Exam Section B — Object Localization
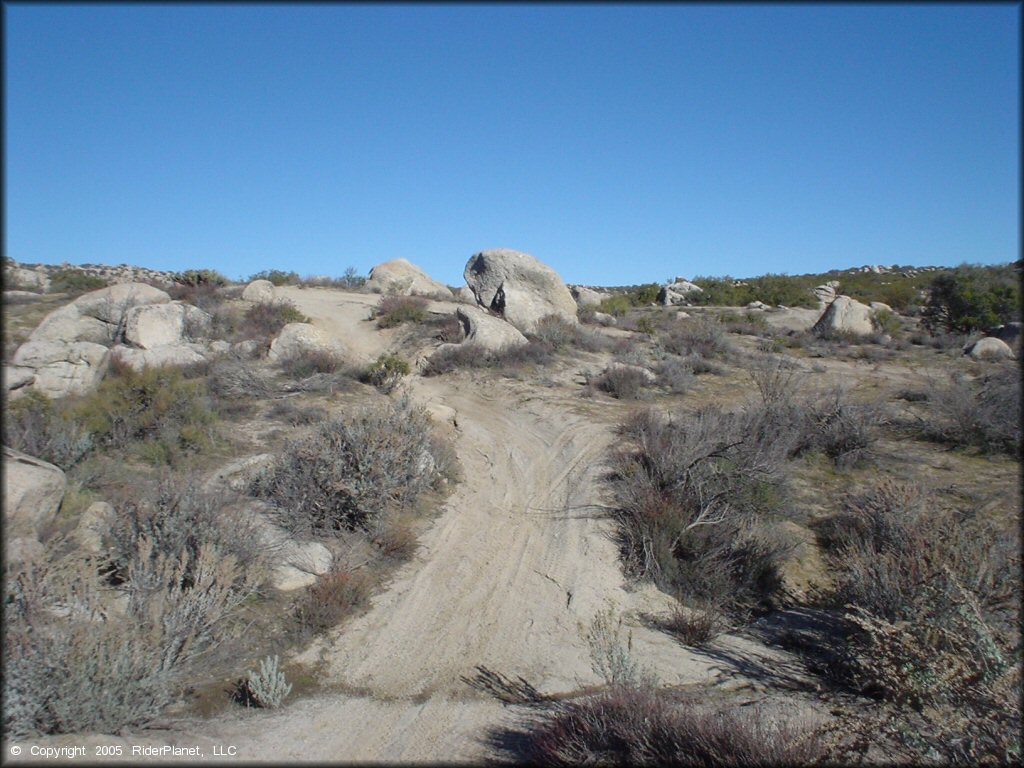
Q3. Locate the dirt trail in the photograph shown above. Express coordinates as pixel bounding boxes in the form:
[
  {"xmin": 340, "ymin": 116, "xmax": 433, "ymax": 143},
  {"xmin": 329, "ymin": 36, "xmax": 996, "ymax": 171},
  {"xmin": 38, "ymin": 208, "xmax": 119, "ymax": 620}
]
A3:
[{"xmin": 21, "ymin": 289, "xmax": 802, "ymax": 763}]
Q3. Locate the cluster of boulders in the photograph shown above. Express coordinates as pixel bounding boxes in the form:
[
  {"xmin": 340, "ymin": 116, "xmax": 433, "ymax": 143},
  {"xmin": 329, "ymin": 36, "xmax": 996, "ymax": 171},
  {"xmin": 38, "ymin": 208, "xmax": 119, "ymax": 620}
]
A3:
[
  {"xmin": 4, "ymin": 275, "xmax": 317, "ymax": 398},
  {"xmin": 657, "ymin": 277, "xmax": 703, "ymax": 306},
  {"xmin": 5, "ymin": 283, "xmax": 212, "ymax": 397}
]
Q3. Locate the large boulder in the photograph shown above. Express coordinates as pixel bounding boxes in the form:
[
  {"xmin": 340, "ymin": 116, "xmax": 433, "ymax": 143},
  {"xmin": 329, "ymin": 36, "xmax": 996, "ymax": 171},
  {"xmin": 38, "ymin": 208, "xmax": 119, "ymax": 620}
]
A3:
[
  {"xmin": 110, "ymin": 343, "xmax": 209, "ymax": 372},
  {"xmin": 30, "ymin": 282, "xmax": 170, "ymax": 344},
  {"xmin": 4, "ymin": 447, "xmax": 66, "ymax": 539},
  {"xmin": 964, "ymin": 337, "xmax": 1014, "ymax": 361},
  {"xmin": 463, "ymin": 249, "xmax": 577, "ymax": 333},
  {"xmin": 657, "ymin": 277, "xmax": 703, "ymax": 306},
  {"xmin": 11, "ymin": 340, "xmax": 110, "ymax": 398},
  {"xmin": 242, "ymin": 279, "xmax": 276, "ymax": 303},
  {"xmin": 366, "ymin": 258, "xmax": 451, "ymax": 298},
  {"xmin": 812, "ymin": 295, "xmax": 874, "ymax": 337},
  {"xmin": 5, "ymin": 266, "xmax": 50, "ymax": 292},
  {"xmin": 267, "ymin": 322, "xmax": 346, "ymax": 363},
  {"xmin": 124, "ymin": 302, "xmax": 211, "ymax": 349},
  {"xmin": 454, "ymin": 306, "xmax": 528, "ymax": 351},
  {"xmin": 571, "ymin": 286, "xmax": 606, "ymax": 308}
]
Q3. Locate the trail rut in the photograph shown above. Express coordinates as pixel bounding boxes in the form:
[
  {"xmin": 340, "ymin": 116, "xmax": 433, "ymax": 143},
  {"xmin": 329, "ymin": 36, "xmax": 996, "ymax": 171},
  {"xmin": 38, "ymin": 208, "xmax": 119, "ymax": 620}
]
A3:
[{"xmin": 52, "ymin": 288, "xmax": 803, "ymax": 763}]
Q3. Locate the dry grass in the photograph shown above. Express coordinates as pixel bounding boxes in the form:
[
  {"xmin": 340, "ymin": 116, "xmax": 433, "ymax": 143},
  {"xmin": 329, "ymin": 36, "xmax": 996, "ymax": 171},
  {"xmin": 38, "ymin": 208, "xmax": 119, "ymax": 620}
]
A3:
[{"xmin": 496, "ymin": 686, "xmax": 826, "ymax": 766}]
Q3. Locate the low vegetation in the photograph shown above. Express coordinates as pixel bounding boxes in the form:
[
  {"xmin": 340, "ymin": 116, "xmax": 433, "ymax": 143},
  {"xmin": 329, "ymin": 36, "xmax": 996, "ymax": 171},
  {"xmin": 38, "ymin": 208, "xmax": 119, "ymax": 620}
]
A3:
[
  {"xmin": 373, "ymin": 295, "xmax": 429, "ymax": 328},
  {"xmin": 251, "ymin": 397, "xmax": 447, "ymax": 536}
]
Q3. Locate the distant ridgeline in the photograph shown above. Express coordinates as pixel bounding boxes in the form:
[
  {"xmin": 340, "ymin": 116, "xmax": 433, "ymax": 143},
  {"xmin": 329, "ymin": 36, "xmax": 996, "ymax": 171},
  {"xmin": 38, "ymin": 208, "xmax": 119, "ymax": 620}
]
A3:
[
  {"xmin": 3, "ymin": 257, "xmax": 178, "ymax": 294},
  {"xmin": 585, "ymin": 262, "xmax": 1020, "ymax": 315}
]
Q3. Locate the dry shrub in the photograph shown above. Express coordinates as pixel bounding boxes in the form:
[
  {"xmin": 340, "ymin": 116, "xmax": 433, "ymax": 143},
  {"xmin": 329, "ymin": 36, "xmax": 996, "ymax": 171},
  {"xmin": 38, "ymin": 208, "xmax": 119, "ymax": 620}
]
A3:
[
  {"xmin": 374, "ymin": 295, "xmax": 428, "ymax": 328},
  {"xmin": 252, "ymin": 397, "xmax": 444, "ymax": 536},
  {"xmin": 919, "ymin": 367, "xmax": 1020, "ymax": 456},
  {"xmin": 655, "ymin": 357, "xmax": 694, "ymax": 394},
  {"xmin": 658, "ymin": 317, "xmax": 731, "ymax": 359},
  {"xmin": 509, "ymin": 687, "xmax": 826, "ymax": 766},
  {"xmin": 104, "ymin": 477, "xmax": 269, "ymax": 592},
  {"xmin": 817, "ymin": 478, "xmax": 1021, "ymax": 761},
  {"xmin": 207, "ymin": 359, "xmax": 275, "ymax": 400},
  {"xmin": 5, "ymin": 549, "xmax": 173, "ymax": 736},
  {"xmin": 661, "ymin": 599, "xmax": 729, "ymax": 646},
  {"xmin": 236, "ymin": 299, "xmax": 309, "ymax": 340},
  {"xmin": 5, "ymin": 498, "xmax": 263, "ymax": 738},
  {"xmin": 531, "ymin": 314, "xmax": 608, "ymax": 352},
  {"xmin": 2, "ymin": 390, "xmax": 93, "ymax": 469},
  {"xmin": 266, "ymin": 400, "xmax": 327, "ymax": 426},
  {"xmin": 610, "ymin": 406, "xmax": 793, "ymax": 616},
  {"xmin": 422, "ymin": 340, "xmax": 554, "ymax": 376},
  {"xmin": 595, "ymin": 365, "xmax": 649, "ymax": 400},
  {"xmin": 276, "ymin": 347, "xmax": 344, "ymax": 379},
  {"xmin": 292, "ymin": 567, "xmax": 373, "ymax": 636}
]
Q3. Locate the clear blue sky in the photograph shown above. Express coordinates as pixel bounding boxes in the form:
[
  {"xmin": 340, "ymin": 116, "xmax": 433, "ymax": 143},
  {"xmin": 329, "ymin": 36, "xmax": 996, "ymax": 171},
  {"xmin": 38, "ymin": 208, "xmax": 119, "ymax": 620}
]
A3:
[{"xmin": 4, "ymin": 3, "xmax": 1020, "ymax": 286}]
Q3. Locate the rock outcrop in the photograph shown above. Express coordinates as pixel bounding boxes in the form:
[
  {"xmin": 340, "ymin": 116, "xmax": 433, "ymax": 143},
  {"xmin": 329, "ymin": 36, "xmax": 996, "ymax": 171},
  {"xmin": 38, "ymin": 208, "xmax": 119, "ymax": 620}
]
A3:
[
  {"xmin": 124, "ymin": 302, "xmax": 211, "ymax": 349},
  {"xmin": 813, "ymin": 282, "xmax": 839, "ymax": 306},
  {"xmin": 267, "ymin": 322, "xmax": 347, "ymax": 363},
  {"xmin": 9, "ymin": 340, "xmax": 110, "ymax": 397},
  {"xmin": 29, "ymin": 283, "xmax": 172, "ymax": 344},
  {"xmin": 242, "ymin": 279, "xmax": 276, "ymax": 303},
  {"xmin": 812, "ymin": 295, "xmax": 874, "ymax": 337},
  {"xmin": 964, "ymin": 337, "xmax": 1014, "ymax": 361},
  {"xmin": 454, "ymin": 306, "xmax": 528, "ymax": 351},
  {"xmin": 365, "ymin": 259, "xmax": 451, "ymax": 298},
  {"xmin": 4, "ymin": 447, "xmax": 66, "ymax": 540},
  {"xmin": 463, "ymin": 249, "xmax": 577, "ymax": 333},
  {"xmin": 571, "ymin": 286, "xmax": 606, "ymax": 308},
  {"xmin": 657, "ymin": 277, "xmax": 703, "ymax": 306}
]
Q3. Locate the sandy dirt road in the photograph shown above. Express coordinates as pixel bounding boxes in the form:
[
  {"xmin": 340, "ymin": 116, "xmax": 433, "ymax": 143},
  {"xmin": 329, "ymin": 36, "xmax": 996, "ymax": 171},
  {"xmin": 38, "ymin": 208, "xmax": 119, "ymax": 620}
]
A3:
[{"xmin": 9, "ymin": 288, "xmax": 803, "ymax": 764}]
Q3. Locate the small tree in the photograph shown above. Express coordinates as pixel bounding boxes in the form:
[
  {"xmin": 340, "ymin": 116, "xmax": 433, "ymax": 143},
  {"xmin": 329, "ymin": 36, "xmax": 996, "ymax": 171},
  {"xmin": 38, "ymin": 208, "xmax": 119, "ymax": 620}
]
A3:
[{"xmin": 921, "ymin": 264, "xmax": 1020, "ymax": 334}]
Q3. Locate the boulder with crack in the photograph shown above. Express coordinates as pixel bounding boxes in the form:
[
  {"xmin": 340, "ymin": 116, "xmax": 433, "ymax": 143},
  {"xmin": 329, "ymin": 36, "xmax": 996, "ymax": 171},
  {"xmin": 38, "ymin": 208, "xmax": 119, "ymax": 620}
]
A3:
[{"xmin": 464, "ymin": 248, "xmax": 577, "ymax": 333}]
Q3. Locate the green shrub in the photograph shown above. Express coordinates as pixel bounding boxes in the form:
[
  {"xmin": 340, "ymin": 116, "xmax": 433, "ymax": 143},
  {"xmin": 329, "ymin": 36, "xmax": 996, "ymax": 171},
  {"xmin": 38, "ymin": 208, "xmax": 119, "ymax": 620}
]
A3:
[
  {"xmin": 173, "ymin": 269, "xmax": 228, "ymax": 287},
  {"xmin": 922, "ymin": 264, "xmax": 1020, "ymax": 334},
  {"xmin": 248, "ymin": 269, "xmax": 300, "ymax": 286},
  {"xmin": 72, "ymin": 365, "xmax": 218, "ymax": 461},
  {"xmin": 47, "ymin": 269, "xmax": 107, "ymax": 295},
  {"xmin": 870, "ymin": 308, "xmax": 901, "ymax": 336},
  {"xmin": 374, "ymin": 295, "xmax": 429, "ymax": 328},
  {"xmin": 364, "ymin": 354, "xmax": 410, "ymax": 393}
]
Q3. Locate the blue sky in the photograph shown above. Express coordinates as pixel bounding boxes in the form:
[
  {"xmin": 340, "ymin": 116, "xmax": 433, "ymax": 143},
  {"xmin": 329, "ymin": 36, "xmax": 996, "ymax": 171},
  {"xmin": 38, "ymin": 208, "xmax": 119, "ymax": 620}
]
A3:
[{"xmin": 4, "ymin": 3, "xmax": 1019, "ymax": 286}]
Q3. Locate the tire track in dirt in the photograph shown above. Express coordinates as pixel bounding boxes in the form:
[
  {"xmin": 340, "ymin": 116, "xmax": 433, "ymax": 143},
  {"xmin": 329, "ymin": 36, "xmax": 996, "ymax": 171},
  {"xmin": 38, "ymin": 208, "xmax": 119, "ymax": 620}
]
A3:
[{"xmin": 148, "ymin": 289, "xmax": 802, "ymax": 762}]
